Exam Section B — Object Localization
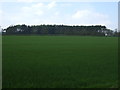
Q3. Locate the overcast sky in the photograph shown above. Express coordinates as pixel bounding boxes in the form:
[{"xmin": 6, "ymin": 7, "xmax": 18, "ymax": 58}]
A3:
[{"xmin": 0, "ymin": 0, "xmax": 118, "ymax": 30}]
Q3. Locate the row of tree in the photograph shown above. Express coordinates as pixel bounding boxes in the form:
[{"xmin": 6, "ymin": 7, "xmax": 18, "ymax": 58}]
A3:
[{"xmin": 2, "ymin": 24, "xmax": 118, "ymax": 36}]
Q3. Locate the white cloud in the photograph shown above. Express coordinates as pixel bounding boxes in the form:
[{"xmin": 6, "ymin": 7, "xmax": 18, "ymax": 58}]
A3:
[
  {"xmin": 2, "ymin": 2, "xmax": 58, "ymax": 28},
  {"xmin": 19, "ymin": 1, "xmax": 56, "ymax": 16},
  {"xmin": 1, "ymin": 2, "xmax": 115, "ymax": 30},
  {"xmin": 72, "ymin": 10, "xmax": 111, "ymax": 27},
  {"xmin": 32, "ymin": 3, "xmax": 44, "ymax": 8},
  {"xmin": 0, "ymin": 10, "xmax": 2, "ymax": 18},
  {"xmin": 0, "ymin": 10, "xmax": 2, "ymax": 14},
  {"xmin": 54, "ymin": 12, "xmax": 60, "ymax": 16},
  {"xmin": 0, "ymin": 9, "xmax": 3, "ymax": 25},
  {"xmin": 0, "ymin": 0, "xmax": 119, "ymax": 2},
  {"xmin": 72, "ymin": 10, "xmax": 91, "ymax": 19},
  {"xmin": 21, "ymin": 4, "xmax": 44, "ymax": 16},
  {"xmin": 17, "ymin": 0, "xmax": 35, "ymax": 3},
  {"xmin": 47, "ymin": 1, "xmax": 56, "ymax": 9}
]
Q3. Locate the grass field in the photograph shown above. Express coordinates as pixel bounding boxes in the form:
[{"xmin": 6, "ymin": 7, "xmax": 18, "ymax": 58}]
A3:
[{"xmin": 2, "ymin": 36, "xmax": 118, "ymax": 88}]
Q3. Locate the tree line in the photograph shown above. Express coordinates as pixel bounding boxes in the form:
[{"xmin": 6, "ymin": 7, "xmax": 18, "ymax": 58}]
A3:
[{"xmin": 2, "ymin": 24, "xmax": 118, "ymax": 36}]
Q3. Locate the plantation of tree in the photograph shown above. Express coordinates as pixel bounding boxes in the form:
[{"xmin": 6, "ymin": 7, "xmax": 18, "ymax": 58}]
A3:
[{"xmin": 2, "ymin": 24, "xmax": 118, "ymax": 36}]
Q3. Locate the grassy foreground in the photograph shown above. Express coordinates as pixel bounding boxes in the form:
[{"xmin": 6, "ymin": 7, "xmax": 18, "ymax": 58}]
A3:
[{"xmin": 2, "ymin": 36, "xmax": 118, "ymax": 88}]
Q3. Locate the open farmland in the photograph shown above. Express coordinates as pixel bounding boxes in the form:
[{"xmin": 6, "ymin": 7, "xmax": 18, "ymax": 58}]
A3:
[{"xmin": 2, "ymin": 36, "xmax": 118, "ymax": 88}]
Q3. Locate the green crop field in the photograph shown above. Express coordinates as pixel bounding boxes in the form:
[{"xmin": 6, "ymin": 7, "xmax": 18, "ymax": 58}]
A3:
[{"xmin": 2, "ymin": 36, "xmax": 118, "ymax": 88}]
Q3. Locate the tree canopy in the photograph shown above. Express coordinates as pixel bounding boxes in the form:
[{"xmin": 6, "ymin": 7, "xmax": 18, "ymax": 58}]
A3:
[{"xmin": 2, "ymin": 24, "xmax": 116, "ymax": 36}]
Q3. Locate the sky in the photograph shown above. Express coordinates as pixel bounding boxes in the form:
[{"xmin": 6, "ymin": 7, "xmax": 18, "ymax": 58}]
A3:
[{"xmin": 0, "ymin": 0, "xmax": 118, "ymax": 31}]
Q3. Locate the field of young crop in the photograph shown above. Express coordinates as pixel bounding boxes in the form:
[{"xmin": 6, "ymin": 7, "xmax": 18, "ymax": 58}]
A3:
[{"xmin": 2, "ymin": 36, "xmax": 118, "ymax": 88}]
